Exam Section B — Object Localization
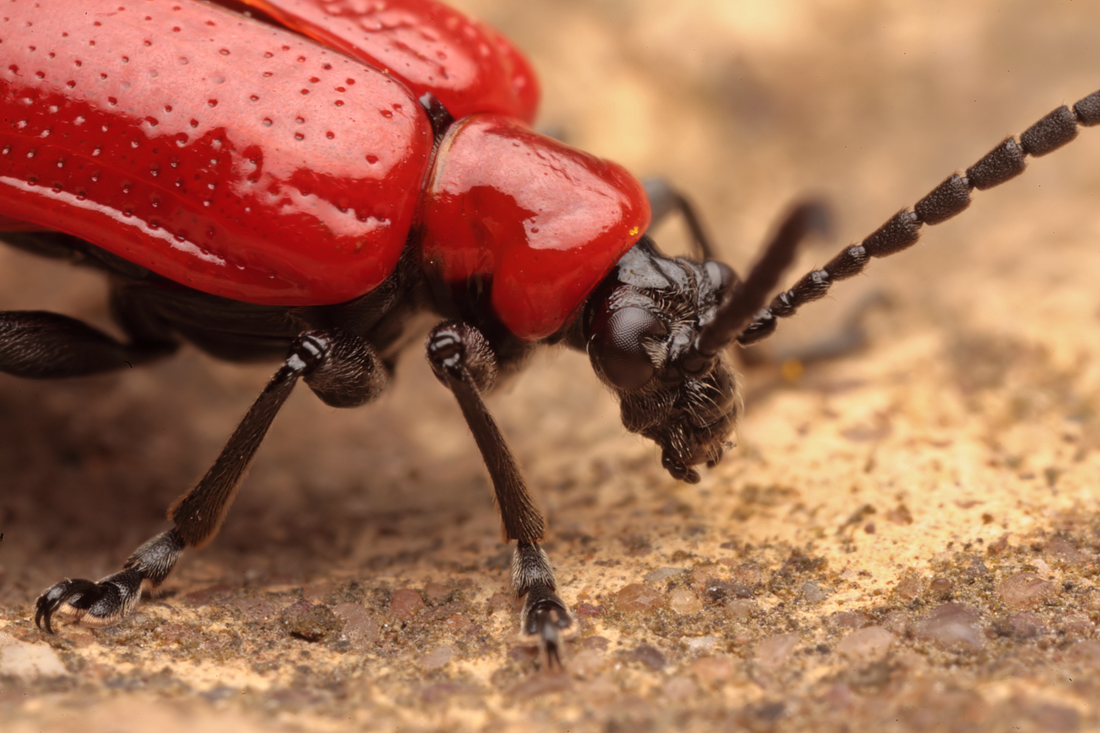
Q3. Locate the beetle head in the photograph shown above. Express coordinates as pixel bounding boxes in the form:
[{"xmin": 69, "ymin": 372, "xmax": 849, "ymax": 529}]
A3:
[
  {"xmin": 584, "ymin": 238, "xmax": 739, "ymax": 483},
  {"xmin": 583, "ymin": 203, "xmax": 826, "ymax": 483}
]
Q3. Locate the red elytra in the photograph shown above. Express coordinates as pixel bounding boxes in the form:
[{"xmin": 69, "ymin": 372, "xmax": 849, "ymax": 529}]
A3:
[
  {"xmin": 232, "ymin": 0, "xmax": 541, "ymax": 124},
  {"xmin": 0, "ymin": 0, "xmax": 649, "ymax": 340}
]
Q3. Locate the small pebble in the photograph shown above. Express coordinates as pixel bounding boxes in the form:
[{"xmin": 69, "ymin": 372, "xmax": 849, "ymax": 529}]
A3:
[
  {"xmin": 705, "ymin": 579, "xmax": 754, "ymax": 602},
  {"xmin": 894, "ymin": 570, "xmax": 925, "ymax": 601},
  {"xmin": 575, "ymin": 602, "xmax": 604, "ymax": 618},
  {"xmin": 836, "ymin": 626, "xmax": 896, "ymax": 662},
  {"xmin": 443, "ymin": 613, "xmax": 473, "ymax": 633},
  {"xmin": 1060, "ymin": 611, "xmax": 1093, "ymax": 636},
  {"xmin": 929, "ymin": 577, "xmax": 953, "ymax": 596},
  {"xmin": 882, "ymin": 611, "xmax": 910, "ymax": 636},
  {"xmin": 279, "ymin": 601, "xmax": 341, "ymax": 642},
  {"xmin": 725, "ymin": 562, "xmax": 766, "ymax": 586},
  {"xmin": 690, "ymin": 655, "xmax": 735, "ymax": 686},
  {"xmin": 624, "ymin": 644, "xmax": 667, "ymax": 670},
  {"xmin": 332, "ymin": 603, "xmax": 380, "ymax": 644},
  {"xmin": 507, "ymin": 645, "xmax": 540, "ymax": 664},
  {"xmin": 1065, "ymin": 640, "xmax": 1100, "ymax": 667},
  {"xmin": 643, "ymin": 567, "xmax": 685, "ymax": 583},
  {"xmin": 569, "ymin": 648, "xmax": 609, "ymax": 677},
  {"xmin": 422, "ymin": 581, "xmax": 450, "ymax": 602},
  {"xmin": 575, "ymin": 635, "xmax": 610, "ymax": 652},
  {"xmin": 1008, "ymin": 612, "xmax": 1045, "ymax": 639},
  {"xmin": 1028, "ymin": 703, "xmax": 1081, "ymax": 733},
  {"xmin": 755, "ymin": 633, "xmax": 798, "ymax": 669},
  {"xmin": 800, "ymin": 581, "xmax": 827, "ymax": 604},
  {"xmin": 963, "ymin": 559, "xmax": 989, "ymax": 580},
  {"xmin": 914, "ymin": 602, "xmax": 985, "ymax": 650},
  {"xmin": 668, "ymin": 588, "xmax": 703, "ymax": 615},
  {"xmin": 488, "ymin": 592, "xmax": 514, "ymax": 614},
  {"xmin": 823, "ymin": 681, "xmax": 854, "ymax": 709},
  {"xmin": 1044, "ymin": 539, "xmax": 1088, "ymax": 567},
  {"xmin": 663, "ymin": 675, "xmax": 698, "ymax": 701},
  {"xmin": 420, "ymin": 682, "xmax": 479, "ymax": 705},
  {"xmin": 420, "ymin": 644, "xmax": 458, "ymax": 670},
  {"xmin": 508, "ymin": 671, "xmax": 572, "ymax": 698},
  {"xmin": 390, "ymin": 588, "xmax": 427, "ymax": 620},
  {"xmin": 685, "ymin": 636, "xmax": 718, "ymax": 653},
  {"xmin": 997, "ymin": 572, "xmax": 1055, "ymax": 610},
  {"xmin": 831, "ymin": 611, "xmax": 871, "ymax": 630},
  {"xmin": 615, "ymin": 583, "xmax": 664, "ymax": 613},
  {"xmin": 723, "ymin": 598, "xmax": 756, "ymax": 619}
]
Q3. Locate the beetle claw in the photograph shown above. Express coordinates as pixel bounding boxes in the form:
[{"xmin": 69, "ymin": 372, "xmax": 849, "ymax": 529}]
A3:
[
  {"xmin": 34, "ymin": 578, "xmax": 108, "ymax": 634},
  {"xmin": 522, "ymin": 591, "xmax": 573, "ymax": 669},
  {"xmin": 34, "ymin": 566, "xmax": 146, "ymax": 634}
]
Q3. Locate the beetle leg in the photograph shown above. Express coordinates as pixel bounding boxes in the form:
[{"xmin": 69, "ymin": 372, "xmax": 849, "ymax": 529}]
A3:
[
  {"xmin": 0, "ymin": 310, "xmax": 176, "ymax": 378},
  {"xmin": 643, "ymin": 177, "xmax": 719, "ymax": 261},
  {"xmin": 35, "ymin": 329, "xmax": 387, "ymax": 632},
  {"xmin": 426, "ymin": 322, "xmax": 572, "ymax": 666}
]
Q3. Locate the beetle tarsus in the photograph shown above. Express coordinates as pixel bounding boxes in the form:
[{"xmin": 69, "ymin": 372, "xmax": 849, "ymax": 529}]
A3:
[
  {"xmin": 514, "ymin": 540, "xmax": 572, "ymax": 667},
  {"xmin": 35, "ymin": 579, "xmax": 106, "ymax": 634},
  {"xmin": 35, "ymin": 528, "xmax": 184, "ymax": 633},
  {"xmin": 36, "ymin": 572, "xmax": 141, "ymax": 633},
  {"xmin": 522, "ymin": 588, "xmax": 572, "ymax": 668}
]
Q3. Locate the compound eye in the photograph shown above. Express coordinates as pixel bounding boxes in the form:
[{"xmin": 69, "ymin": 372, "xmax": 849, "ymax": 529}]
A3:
[{"xmin": 591, "ymin": 307, "xmax": 666, "ymax": 391}]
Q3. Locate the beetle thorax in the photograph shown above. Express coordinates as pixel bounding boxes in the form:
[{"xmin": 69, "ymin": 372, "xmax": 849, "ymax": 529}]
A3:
[{"xmin": 418, "ymin": 115, "xmax": 650, "ymax": 342}]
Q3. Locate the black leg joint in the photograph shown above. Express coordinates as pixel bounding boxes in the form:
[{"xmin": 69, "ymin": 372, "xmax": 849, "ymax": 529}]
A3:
[
  {"xmin": 288, "ymin": 332, "xmax": 332, "ymax": 376},
  {"xmin": 301, "ymin": 329, "xmax": 387, "ymax": 408},
  {"xmin": 426, "ymin": 322, "xmax": 498, "ymax": 393}
]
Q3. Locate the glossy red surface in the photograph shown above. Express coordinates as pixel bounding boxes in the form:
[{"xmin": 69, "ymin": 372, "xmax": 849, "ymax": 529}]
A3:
[
  {"xmin": 230, "ymin": 0, "xmax": 540, "ymax": 124},
  {"xmin": 420, "ymin": 115, "xmax": 651, "ymax": 340},
  {"xmin": 0, "ymin": 0, "xmax": 433, "ymax": 304}
]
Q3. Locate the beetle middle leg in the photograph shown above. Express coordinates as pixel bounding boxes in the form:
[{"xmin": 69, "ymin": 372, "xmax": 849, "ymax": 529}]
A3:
[
  {"xmin": 426, "ymin": 322, "xmax": 572, "ymax": 666},
  {"xmin": 34, "ymin": 328, "xmax": 388, "ymax": 632}
]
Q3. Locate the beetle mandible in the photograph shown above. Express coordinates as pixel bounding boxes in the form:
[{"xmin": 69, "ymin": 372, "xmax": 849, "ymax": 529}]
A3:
[{"xmin": 0, "ymin": 0, "xmax": 1098, "ymax": 663}]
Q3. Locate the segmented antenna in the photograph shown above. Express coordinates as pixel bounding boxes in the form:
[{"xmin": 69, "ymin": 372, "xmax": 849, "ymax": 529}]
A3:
[
  {"xmin": 694, "ymin": 202, "xmax": 829, "ymax": 358},
  {"xmin": 732, "ymin": 88, "xmax": 1100, "ymax": 347}
]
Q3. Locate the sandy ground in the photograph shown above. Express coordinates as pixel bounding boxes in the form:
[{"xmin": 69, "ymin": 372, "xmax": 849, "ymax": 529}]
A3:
[{"xmin": 2, "ymin": 0, "xmax": 1100, "ymax": 731}]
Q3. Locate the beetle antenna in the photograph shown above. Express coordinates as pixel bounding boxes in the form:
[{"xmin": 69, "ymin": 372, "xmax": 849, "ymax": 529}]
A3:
[
  {"xmin": 694, "ymin": 202, "xmax": 830, "ymax": 357},
  {"xmin": 735, "ymin": 88, "xmax": 1100, "ymax": 347}
]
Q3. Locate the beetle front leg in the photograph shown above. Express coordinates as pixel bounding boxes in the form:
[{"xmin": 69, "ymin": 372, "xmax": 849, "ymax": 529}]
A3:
[
  {"xmin": 426, "ymin": 322, "xmax": 572, "ymax": 665},
  {"xmin": 35, "ymin": 329, "xmax": 387, "ymax": 633}
]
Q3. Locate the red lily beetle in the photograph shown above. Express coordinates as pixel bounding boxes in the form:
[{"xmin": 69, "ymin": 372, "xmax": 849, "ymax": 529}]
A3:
[{"xmin": 1, "ymin": 0, "xmax": 1098, "ymax": 664}]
